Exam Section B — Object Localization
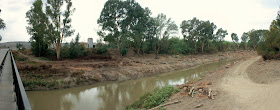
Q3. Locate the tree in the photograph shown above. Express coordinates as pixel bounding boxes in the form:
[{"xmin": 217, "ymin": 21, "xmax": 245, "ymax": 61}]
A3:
[
  {"xmin": 154, "ymin": 13, "xmax": 178, "ymax": 58},
  {"xmin": 248, "ymin": 29, "xmax": 266, "ymax": 50},
  {"xmin": 98, "ymin": 0, "xmax": 125, "ymax": 56},
  {"xmin": 180, "ymin": 17, "xmax": 200, "ymax": 53},
  {"xmin": 122, "ymin": 0, "xmax": 149, "ymax": 54},
  {"xmin": 69, "ymin": 33, "xmax": 85, "ymax": 58},
  {"xmin": 215, "ymin": 28, "xmax": 228, "ymax": 51},
  {"xmin": 241, "ymin": 32, "xmax": 249, "ymax": 49},
  {"xmin": 231, "ymin": 33, "xmax": 239, "ymax": 49},
  {"xmin": 197, "ymin": 20, "xmax": 216, "ymax": 53},
  {"xmin": 45, "ymin": 0, "xmax": 75, "ymax": 60},
  {"xmin": 26, "ymin": 0, "xmax": 49, "ymax": 57},
  {"xmin": 0, "ymin": 9, "xmax": 5, "ymax": 41},
  {"xmin": 144, "ymin": 16, "xmax": 157, "ymax": 53},
  {"xmin": 98, "ymin": 0, "xmax": 150, "ymax": 56},
  {"xmin": 257, "ymin": 11, "xmax": 280, "ymax": 60}
]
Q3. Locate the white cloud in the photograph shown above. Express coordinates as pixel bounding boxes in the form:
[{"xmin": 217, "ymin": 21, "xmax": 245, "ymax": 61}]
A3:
[{"xmin": 0, "ymin": 0, "xmax": 279, "ymax": 43}]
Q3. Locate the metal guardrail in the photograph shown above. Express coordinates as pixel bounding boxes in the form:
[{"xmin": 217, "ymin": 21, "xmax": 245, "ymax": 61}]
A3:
[{"xmin": 10, "ymin": 51, "xmax": 31, "ymax": 110}]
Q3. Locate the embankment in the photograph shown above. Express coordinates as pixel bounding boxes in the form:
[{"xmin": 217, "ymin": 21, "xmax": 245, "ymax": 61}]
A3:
[{"xmin": 15, "ymin": 50, "xmax": 256, "ymax": 90}]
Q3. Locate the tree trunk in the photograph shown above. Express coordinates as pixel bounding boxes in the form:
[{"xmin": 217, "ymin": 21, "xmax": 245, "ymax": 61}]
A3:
[
  {"xmin": 56, "ymin": 43, "xmax": 61, "ymax": 60},
  {"xmin": 194, "ymin": 41, "xmax": 197, "ymax": 54},
  {"xmin": 219, "ymin": 41, "xmax": 222, "ymax": 51},
  {"xmin": 201, "ymin": 42, "xmax": 204, "ymax": 53}
]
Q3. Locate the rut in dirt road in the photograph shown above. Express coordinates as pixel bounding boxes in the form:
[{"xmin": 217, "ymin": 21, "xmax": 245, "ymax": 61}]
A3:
[{"xmin": 221, "ymin": 56, "xmax": 280, "ymax": 110}]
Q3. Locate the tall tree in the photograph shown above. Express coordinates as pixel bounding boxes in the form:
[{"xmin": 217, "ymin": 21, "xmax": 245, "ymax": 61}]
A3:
[
  {"xmin": 45, "ymin": 0, "xmax": 75, "ymax": 60},
  {"xmin": 26, "ymin": 0, "xmax": 49, "ymax": 57},
  {"xmin": 231, "ymin": 33, "xmax": 239, "ymax": 49},
  {"xmin": 122, "ymin": 0, "xmax": 149, "ymax": 54},
  {"xmin": 98, "ymin": 0, "xmax": 126, "ymax": 56},
  {"xmin": 215, "ymin": 28, "xmax": 228, "ymax": 51},
  {"xmin": 248, "ymin": 29, "xmax": 266, "ymax": 50},
  {"xmin": 180, "ymin": 17, "xmax": 200, "ymax": 53},
  {"xmin": 241, "ymin": 32, "xmax": 249, "ymax": 49},
  {"xmin": 197, "ymin": 20, "xmax": 216, "ymax": 53},
  {"xmin": 154, "ymin": 13, "xmax": 178, "ymax": 58},
  {"xmin": 0, "ymin": 9, "xmax": 5, "ymax": 41}
]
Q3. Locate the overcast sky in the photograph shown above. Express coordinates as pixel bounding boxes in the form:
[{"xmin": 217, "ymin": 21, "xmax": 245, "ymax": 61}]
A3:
[{"xmin": 0, "ymin": 0, "xmax": 279, "ymax": 43}]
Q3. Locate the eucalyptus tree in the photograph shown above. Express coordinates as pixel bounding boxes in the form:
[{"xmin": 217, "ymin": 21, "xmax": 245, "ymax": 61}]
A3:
[
  {"xmin": 215, "ymin": 28, "xmax": 228, "ymax": 51},
  {"xmin": 248, "ymin": 29, "xmax": 267, "ymax": 50},
  {"xmin": 122, "ymin": 0, "xmax": 149, "ymax": 54},
  {"xmin": 241, "ymin": 32, "xmax": 249, "ymax": 49},
  {"xmin": 98, "ymin": 0, "xmax": 150, "ymax": 56},
  {"xmin": 26, "ymin": 0, "xmax": 49, "ymax": 57},
  {"xmin": 45, "ymin": 0, "xmax": 75, "ymax": 60},
  {"xmin": 180, "ymin": 17, "xmax": 200, "ymax": 53},
  {"xmin": 231, "ymin": 33, "xmax": 239, "ymax": 49},
  {"xmin": 197, "ymin": 20, "xmax": 216, "ymax": 53},
  {"xmin": 154, "ymin": 13, "xmax": 178, "ymax": 58},
  {"xmin": 98, "ymin": 0, "xmax": 129, "ymax": 56},
  {"xmin": 0, "ymin": 9, "xmax": 5, "ymax": 41}
]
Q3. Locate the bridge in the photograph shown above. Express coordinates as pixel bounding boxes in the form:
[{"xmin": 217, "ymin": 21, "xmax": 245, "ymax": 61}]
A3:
[{"xmin": 0, "ymin": 49, "xmax": 31, "ymax": 110}]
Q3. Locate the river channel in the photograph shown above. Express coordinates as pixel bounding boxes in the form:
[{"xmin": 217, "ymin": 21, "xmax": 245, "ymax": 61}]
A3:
[{"xmin": 26, "ymin": 59, "xmax": 237, "ymax": 110}]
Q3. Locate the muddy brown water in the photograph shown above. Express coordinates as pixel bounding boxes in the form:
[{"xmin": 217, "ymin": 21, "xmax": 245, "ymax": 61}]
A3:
[{"xmin": 26, "ymin": 59, "xmax": 237, "ymax": 110}]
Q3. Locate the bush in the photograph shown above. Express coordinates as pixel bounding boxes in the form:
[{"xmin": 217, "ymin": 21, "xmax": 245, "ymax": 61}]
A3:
[
  {"xmin": 60, "ymin": 34, "xmax": 86, "ymax": 59},
  {"xmin": 168, "ymin": 38, "xmax": 194, "ymax": 54},
  {"xmin": 126, "ymin": 86, "xmax": 179, "ymax": 109},
  {"xmin": 94, "ymin": 44, "xmax": 108, "ymax": 55},
  {"xmin": 205, "ymin": 43, "xmax": 218, "ymax": 54}
]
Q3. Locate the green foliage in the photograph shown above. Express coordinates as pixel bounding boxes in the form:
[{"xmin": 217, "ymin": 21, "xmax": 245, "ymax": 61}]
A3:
[
  {"xmin": 98, "ymin": 0, "xmax": 150, "ymax": 56},
  {"xmin": 16, "ymin": 43, "xmax": 24, "ymax": 50},
  {"xmin": 248, "ymin": 29, "xmax": 267, "ymax": 50},
  {"xmin": 14, "ymin": 55, "xmax": 28, "ymax": 61},
  {"xmin": 257, "ymin": 15, "xmax": 280, "ymax": 60},
  {"xmin": 241, "ymin": 32, "xmax": 249, "ymax": 49},
  {"xmin": 94, "ymin": 44, "xmax": 108, "ymax": 55},
  {"xmin": 26, "ymin": 0, "xmax": 49, "ymax": 57},
  {"xmin": 215, "ymin": 28, "xmax": 228, "ymax": 51},
  {"xmin": 0, "ymin": 10, "xmax": 5, "ymax": 41},
  {"xmin": 181, "ymin": 17, "xmax": 217, "ymax": 53},
  {"xmin": 168, "ymin": 37, "xmax": 193, "ymax": 54},
  {"xmin": 126, "ymin": 86, "xmax": 179, "ymax": 109},
  {"xmin": 154, "ymin": 13, "xmax": 178, "ymax": 58},
  {"xmin": 60, "ymin": 34, "xmax": 86, "ymax": 59},
  {"xmin": 23, "ymin": 80, "xmax": 58, "ymax": 89},
  {"xmin": 46, "ymin": 0, "xmax": 75, "ymax": 60}
]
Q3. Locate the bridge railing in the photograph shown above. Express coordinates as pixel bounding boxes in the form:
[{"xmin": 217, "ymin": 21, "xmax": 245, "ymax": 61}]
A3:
[{"xmin": 10, "ymin": 51, "xmax": 31, "ymax": 110}]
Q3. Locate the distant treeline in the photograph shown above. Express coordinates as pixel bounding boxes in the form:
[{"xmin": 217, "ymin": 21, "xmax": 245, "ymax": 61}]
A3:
[{"xmin": 25, "ymin": 0, "xmax": 274, "ymax": 60}]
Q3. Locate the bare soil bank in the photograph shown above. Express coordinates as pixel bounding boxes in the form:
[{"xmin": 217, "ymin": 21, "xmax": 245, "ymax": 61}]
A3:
[
  {"xmin": 15, "ymin": 50, "xmax": 256, "ymax": 90},
  {"xmin": 165, "ymin": 56, "xmax": 280, "ymax": 110}
]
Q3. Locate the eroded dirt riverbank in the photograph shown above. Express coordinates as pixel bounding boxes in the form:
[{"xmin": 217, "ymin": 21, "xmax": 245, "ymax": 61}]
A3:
[{"xmin": 15, "ymin": 50, "xmax": 256, "ymax": 90}]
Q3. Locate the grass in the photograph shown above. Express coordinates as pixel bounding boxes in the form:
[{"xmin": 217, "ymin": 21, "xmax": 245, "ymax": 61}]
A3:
[
  {"xmin": 126, "ymin": 86, "xmax": 179, "ymax": 110},
  {"xmin": 14, "ymin": 56, "xmax": 28, "ymax": 61},
  {"xmin": 23, "ymin": 80, "xmax": 58, "ymax": 89},
  {"xmin": 38, "ymin": 57, "xmax": 51, "ymax": 61}
]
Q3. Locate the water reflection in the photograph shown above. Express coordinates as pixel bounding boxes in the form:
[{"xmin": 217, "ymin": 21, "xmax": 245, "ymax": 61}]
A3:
[{"xmin": 27, "ymin": 59, "xmax": 234, "ymax": 110}]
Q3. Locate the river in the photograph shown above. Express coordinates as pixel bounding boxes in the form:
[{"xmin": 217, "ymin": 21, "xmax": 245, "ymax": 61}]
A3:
[{"xmin": 26, "ymin": 59, "xmax": 236, "ymax": 110}]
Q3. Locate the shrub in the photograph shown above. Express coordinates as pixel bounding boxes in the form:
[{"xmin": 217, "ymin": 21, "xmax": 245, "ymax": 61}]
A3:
[
  {"xmin": 94, "ymin": 44, "xmax": 108, "ymax": 55},
  {"xmin": 60, "ymin": 34, "xmax": 86, "ymax": 59},
  {"xmin": 126, "ymin": 86, "xmax": 179, "ymax": 109}
]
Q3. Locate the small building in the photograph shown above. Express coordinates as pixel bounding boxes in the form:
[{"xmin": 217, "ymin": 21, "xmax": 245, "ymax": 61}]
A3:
[{"xmin": 87, "ymin": 38, "xmax": 96, "ymax": 48}]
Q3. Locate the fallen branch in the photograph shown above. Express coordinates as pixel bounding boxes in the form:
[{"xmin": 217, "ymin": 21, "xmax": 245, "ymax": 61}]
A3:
[
  {"xmin": 188, "ymin": 87, "xmax": 194, "ymax": 95},
  {"xmin": 150, "ymin": 100, "xmax": 181, "ymax": 110}
]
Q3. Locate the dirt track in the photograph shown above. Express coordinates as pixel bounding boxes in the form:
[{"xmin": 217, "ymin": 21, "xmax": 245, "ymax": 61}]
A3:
[
  {"xmin": 166, "ymin": 56, "xmax": 280, "ymax": 110},
  {"xmin": 221, "ymin": 56, "xmax": 280, "ymax": 110}
]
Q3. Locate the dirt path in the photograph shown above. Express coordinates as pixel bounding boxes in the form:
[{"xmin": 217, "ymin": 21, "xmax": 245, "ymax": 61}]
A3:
[{"xmin": 221, "ymin": 56, "xmax": 280, "ymax": 110}]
